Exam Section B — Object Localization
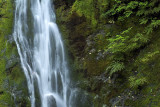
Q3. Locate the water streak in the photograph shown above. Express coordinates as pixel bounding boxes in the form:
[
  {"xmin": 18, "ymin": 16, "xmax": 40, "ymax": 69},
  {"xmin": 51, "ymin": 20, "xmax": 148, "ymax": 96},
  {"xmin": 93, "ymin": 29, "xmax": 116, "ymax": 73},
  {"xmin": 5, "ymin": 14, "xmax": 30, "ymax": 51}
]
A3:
[{"xmin": 13, "ymin": 0, "xmax": 72, "ymax": 106}]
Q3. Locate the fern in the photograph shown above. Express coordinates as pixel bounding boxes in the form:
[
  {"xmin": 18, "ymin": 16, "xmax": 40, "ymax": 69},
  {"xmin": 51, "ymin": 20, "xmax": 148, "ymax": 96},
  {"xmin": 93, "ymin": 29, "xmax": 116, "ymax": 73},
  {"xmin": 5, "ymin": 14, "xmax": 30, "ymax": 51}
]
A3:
[
  {"xmin": 129, "ymin": 76, "xmax": 147, "ymax": 88},
  {"xmin": 107, "ymin": 61, "xmax": 125, "ymax": 76},
  {"xmin": 139, "ymin": 18, "xmax": 149, "ymax": 25}
]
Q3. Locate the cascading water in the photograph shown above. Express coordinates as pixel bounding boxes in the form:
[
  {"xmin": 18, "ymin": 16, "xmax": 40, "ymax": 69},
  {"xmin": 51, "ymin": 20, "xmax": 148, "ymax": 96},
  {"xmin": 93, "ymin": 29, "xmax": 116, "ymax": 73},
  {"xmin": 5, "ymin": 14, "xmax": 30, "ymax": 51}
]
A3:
[{"xmin": 13, "ymin": 0, "xmax": 73, "ymax": 106}]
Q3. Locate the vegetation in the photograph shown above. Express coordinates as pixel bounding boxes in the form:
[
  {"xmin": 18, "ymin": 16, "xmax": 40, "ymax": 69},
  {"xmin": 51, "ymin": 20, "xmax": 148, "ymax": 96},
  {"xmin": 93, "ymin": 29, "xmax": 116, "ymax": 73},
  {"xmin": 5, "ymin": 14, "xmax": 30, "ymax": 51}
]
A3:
[
  {"xmin": 0, "ymin": 0, "xmax": 30, "ymax": 106},
  {"xmin": 1, "ymin": 0, "xmax": 160, "ymax": 106},
  {"xmin": 55, "ymin": 0, "xmax": 160, "ymax": 106}
]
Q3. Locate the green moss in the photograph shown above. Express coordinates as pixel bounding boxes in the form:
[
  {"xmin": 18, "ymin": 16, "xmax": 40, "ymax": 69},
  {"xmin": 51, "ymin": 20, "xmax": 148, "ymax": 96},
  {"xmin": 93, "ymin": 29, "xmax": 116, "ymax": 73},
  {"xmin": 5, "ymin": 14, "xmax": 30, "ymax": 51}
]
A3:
[{"xmin": 0, "ymin": 0, "xmax": 30, "ymax": 106}]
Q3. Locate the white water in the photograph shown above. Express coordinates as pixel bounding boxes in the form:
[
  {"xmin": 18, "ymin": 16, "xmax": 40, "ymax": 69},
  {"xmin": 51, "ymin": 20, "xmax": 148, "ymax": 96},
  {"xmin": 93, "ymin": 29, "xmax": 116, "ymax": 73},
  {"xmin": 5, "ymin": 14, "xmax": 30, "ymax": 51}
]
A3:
[{"xmin": 13, "ymin": 0, "xmax": 73, "ymax": 106}]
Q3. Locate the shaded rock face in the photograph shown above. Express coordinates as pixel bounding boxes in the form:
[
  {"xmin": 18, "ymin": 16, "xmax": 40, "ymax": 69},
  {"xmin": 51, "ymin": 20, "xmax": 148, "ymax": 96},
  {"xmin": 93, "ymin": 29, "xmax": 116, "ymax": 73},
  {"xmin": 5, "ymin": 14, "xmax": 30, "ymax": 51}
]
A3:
[
  {"xmin": 56, "ymin": 12, "xmax": 88, "ymax": 58},
  {"xmin": 54, "ymin": 0, "xmax": 75, "ymax": 9}
]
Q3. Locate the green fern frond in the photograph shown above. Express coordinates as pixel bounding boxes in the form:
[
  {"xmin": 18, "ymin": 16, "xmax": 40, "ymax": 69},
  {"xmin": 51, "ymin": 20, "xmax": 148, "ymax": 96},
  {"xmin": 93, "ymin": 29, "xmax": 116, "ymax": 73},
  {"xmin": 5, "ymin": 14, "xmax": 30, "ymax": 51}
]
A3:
[
  {"xmin": 129, "ymin": 76, "xmax": 147, "ymax": 88},
  {"xmin": 107, "ymin": 61, "xmax": 125, "ymax": 76}
]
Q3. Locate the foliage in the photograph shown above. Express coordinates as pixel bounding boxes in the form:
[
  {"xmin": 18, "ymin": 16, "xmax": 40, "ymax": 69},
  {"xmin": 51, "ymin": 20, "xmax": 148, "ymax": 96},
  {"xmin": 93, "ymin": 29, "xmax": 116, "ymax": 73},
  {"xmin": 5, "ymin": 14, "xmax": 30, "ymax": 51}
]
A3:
[
  {"xmin": 106, "ymin": 61, "xmax": 124, "ymax": 75},
  {"xmin": 72, "ymin": 0, "xmax": 110, "ymax": 26},
  {"xmin": 72, "ymin": 0, "xmax": 97, "ymax": 26},
  {"xmin": 94, "ymin": 0, "xmax": 160, "ymax": 76},
  {"xmin": 77, "ymin": 0, "xmax": 160, "ymax": 106},
  {"xmin": 104, "ymin": 0, "xmax": 160, "ymax": 35},
  {"xmin": 129, "ymin": 76, "xmax": 147, "ymax": 88},
  {"xmin": 56, "ymin": 0, "xmax": 160, "ymax": 106}
]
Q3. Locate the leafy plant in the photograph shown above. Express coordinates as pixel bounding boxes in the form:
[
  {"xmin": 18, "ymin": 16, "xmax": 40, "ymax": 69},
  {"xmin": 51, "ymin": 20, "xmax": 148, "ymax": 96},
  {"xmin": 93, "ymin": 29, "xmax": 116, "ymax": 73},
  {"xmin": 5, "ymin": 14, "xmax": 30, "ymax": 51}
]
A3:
[
  {"xmin": 106, "ymin": 61, "xmax": 125, "ymax": 76},
  {"xmin": 129, "ymin": 76, "xmax": 147, "ymax": 88}
]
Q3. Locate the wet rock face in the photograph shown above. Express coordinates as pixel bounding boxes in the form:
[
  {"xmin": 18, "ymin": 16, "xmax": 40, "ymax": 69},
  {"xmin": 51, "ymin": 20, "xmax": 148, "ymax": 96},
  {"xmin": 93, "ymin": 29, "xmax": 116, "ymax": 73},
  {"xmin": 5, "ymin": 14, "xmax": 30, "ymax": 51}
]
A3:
[
  {"xmin": 56, "ymin": 8, "xmax": 89, "ymax": 58},
  {"xmin": 47, "ymin": 96, "xmax": 57, "ymax": 107}
]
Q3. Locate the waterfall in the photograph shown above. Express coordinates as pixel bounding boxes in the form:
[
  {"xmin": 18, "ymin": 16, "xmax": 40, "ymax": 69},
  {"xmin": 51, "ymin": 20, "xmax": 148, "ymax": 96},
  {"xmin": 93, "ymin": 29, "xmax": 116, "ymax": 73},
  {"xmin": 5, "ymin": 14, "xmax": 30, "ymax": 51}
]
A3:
[{"xmin": 13, "ymin": 0, "xmax": 73, "ymax": 106}]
